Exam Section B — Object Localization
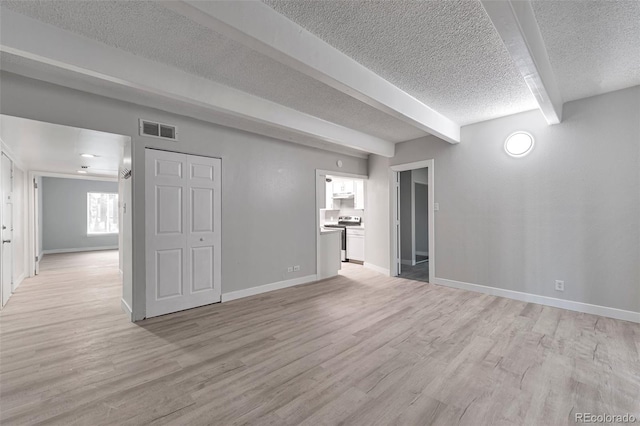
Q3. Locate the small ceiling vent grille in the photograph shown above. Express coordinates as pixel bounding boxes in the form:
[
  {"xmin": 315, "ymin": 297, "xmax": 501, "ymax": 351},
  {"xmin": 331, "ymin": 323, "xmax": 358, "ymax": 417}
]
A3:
[{"xmin": 139, "ymin": 119, "xmax": 178, "ymax": 141}]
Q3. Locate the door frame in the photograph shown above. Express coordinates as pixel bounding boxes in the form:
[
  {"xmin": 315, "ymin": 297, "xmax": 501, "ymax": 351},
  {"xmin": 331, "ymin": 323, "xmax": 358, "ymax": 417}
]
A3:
[
  {"xmin": 27, "ymin": 171, "xmax": 118, "ymax": 279},
  {"xmin": 315, "ymin": 169, "xmax": 368, "ymax": 279},
  {"xmin": 390, "ymin": 159, "xmax": 435, "ymax": 283},
  {"xmin": 1, "ymin": 153, "xmax": 14, "ymax": 307}
]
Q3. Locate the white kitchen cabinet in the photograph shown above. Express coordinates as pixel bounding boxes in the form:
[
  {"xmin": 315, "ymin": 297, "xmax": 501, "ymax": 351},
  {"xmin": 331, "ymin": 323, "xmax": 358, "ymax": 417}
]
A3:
[
  {"xmin": 346, "ymin": 228, "xmax": 365, "ymax": 262},
  {"xmin": 333, "ymin": 179, "xmax": 354, "ymax": 195}
]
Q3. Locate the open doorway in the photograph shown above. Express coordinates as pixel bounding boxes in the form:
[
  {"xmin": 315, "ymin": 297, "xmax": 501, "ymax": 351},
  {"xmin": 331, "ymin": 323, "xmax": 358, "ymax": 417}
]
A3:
[
  {"xmin": 398, "ymin": 168, "xmax": 429, "ymax": 282},
  {"xmin": 0, "ymin": 114, "xmax": 132, "ymax": 319},
  {"xmin": 391, "ymin": 160, "xmax": 435, "ymax": 283},
  {"xmin": 315, "ymin": 169, "xmax": 367, "ymax": 280}
]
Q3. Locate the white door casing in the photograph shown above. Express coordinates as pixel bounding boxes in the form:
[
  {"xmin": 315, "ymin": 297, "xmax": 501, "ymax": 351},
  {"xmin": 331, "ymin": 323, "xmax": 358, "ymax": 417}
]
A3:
[
  {"xmin": 2, "ymin": 153, "xmax": 13, "ymax": 307},
  {"xmin": 145, "ymin": 149, "xmax": 221, "ymax": 318},
  {"xmin": 33, "ymin": 178, "xmax": 40, "ymax": 275}
]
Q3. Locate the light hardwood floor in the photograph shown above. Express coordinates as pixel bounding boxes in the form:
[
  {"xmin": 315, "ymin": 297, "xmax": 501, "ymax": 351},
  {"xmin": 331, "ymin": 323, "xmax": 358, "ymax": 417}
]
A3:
[{"xmin": 1, "ymin": 251, "xmax": 638, "ymax": 425}]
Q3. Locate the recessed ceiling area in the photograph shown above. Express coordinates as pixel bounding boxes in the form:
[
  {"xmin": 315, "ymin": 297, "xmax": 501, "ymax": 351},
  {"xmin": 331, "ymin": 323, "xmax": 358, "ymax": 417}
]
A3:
[
  {"xmin": 0, "ymin": 114, "xmax": 126, "ymax": 177},
  {"xmin": 531, "ymin": 0, "xmax": 640, "ymax": 102},
  {"xmin": 263, "ymin": 0, "xmax": 539, "ymax": 126},
  {"xmin": 0, "ymin": 0, "xmax": 427, "ymax": 143},
  {"xmin": 1, "ymin": 0, "xmax": 638, "ymax": 157}
]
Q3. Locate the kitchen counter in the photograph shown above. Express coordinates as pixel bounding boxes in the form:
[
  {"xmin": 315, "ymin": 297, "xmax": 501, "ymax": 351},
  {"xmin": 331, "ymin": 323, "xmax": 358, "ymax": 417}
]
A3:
[
  {"xmin": 322, "ymin": 224, "xmax": 365, "ymax": 230},
  {"xmin": 320, "ymin": 227, "xmax": 342, "ymax": 234},
  {"xmin": 318, "ymin": 228, "xmax": 341, "ymax": 279}
]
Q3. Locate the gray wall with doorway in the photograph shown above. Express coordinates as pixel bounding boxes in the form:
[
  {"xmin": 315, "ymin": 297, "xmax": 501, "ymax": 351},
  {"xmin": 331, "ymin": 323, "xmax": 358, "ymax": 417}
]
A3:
[
  {"xmin": 1, "ymin": 71, "xmax": 367, "ymax": 320},
  {"xmin": 42, "ymin": 177, "xmax": 118, "ymax": 252},
  {"xmin": 370, "ymin": 87, "xmax": 639, "ymax": 313}
]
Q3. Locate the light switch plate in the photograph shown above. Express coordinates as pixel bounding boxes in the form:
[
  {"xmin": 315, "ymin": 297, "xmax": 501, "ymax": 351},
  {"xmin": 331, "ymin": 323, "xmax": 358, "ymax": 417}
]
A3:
[{"xmin": 434, "ymin": 203, "xmax": 440, "ymax": 211}]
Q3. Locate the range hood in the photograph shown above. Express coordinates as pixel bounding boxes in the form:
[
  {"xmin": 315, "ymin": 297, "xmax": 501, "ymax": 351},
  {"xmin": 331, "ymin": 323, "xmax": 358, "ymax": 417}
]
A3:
[{"xmin": 332, "ymin": 192, "xmax": 354, "ymax": 199}]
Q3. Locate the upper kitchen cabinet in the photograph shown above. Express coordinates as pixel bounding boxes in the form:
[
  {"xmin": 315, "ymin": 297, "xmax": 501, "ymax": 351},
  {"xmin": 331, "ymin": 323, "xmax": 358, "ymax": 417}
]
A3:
[
  {"xmin": 325, "ymin": 176, "xmax": 365, "ymax": 210},
  {"xmin": 333, "ymin": 179, "xmax": 354, "ymax": 195}
]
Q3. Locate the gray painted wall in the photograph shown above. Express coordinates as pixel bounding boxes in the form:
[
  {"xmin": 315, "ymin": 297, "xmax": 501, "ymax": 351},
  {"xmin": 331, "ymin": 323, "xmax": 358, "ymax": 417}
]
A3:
[
  {"xmin": 365, "ymin": 154, "xmax": 390, "ymax": 272},
  {"xmin": 0, "ymin": 72, "xmax": 367, "ymax": 319},
  {"xmin": 12, "ymin": 166, "xmax": 25, "ymax": 282},
  {"xmin": 388, "ymin": 87, "xmax": 640, "ymax": 313},
  {"xmin": 399, "ymin": 171, "xmax": 412, "ymax": 262},
  {"xmin": 42, "ymin": 177, "xmax": 119, "ymax": 251}
]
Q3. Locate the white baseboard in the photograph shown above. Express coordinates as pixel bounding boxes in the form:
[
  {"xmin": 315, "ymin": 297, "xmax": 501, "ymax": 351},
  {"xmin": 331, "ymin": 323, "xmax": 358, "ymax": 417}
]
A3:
[
  {"xmin": 121, "ymin": 298, "xmax": 132, "ymax": 320},
  {"xmin": 432, "ymin": 277, "xmax": 640, "ymax": 324},
  {"xmin": 363, "ymin": 262, "xmax": 390, "ymax": 276},
  {"xmin": 416, "ymin": 251, "xmax": 429, "ymax": 257},
  {"xmin": 42, "ymin": 246, "xmax": 118, "ymax": 254},
  {"xmin": 401, "ymin": 259, "xmax": 413, "ymax": 266},
  {"xmin": 222, "ymin": 274, "xmax": 318, "ymax": 302}
]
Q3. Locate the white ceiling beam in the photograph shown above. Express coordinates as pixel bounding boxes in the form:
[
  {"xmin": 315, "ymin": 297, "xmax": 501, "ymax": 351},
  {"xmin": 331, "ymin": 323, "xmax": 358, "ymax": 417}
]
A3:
[
  {"xmin": 0, "ymin": 8, "xmax": 395, "ymax": 157},
  {"xmin": 162, "ymin": 1, "xmax": 460, "ymax": 144},
  {"xmin": 480, "ymin": 0, "xmax": 563, "ymax": 124}
]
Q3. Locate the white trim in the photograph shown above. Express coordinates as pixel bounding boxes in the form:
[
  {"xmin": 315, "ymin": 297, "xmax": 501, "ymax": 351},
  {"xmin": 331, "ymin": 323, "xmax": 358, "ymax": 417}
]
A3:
[
  {"xmin": 0, "ymin": 138, "xmax": 26, "ymax": 171},
  {"xmin": 363, "ymin": 262, "xmax": 390, "ymax": 276},
  {"xmin": 317, "ymin": 170, "xmax": 369, "ymax": 180},
  {"xmin": 30, "ymin": 171, "xmax": 117, "ymax": 182},
  {"xmin": 42, "ymin": 246, "xmax": 118, "ymax": 254},
  {"xmin": 222, "ymin": 274, "xmax": 318, "ymax": 302},
  {"xmin": 13, "ymin": 273, "xmax": 25, "ymax": 292},
  {"xmin": 416, "ymin": 251, "xmax": 429, "ymax": 257},
  {"xmin": 120, "ymin": 297, "xmax": 132, "ymax": 320},
  {"xmin": 390, "ymin": 160, "xmax": 433, "ymax": 173},
  {"xmin": 432, "ymin": 277, "xmax": 640, "ymax": 324}
]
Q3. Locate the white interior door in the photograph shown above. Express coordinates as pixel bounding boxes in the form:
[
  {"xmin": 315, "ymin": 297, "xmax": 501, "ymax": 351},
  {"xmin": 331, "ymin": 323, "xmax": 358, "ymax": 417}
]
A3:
[
  {"xmin": 2, "ymin": 154, "xmax": 13, "ymax": 307},
  {"xmin": 145, "ymin": 149, "xmax": 221, "ymax": 318}
]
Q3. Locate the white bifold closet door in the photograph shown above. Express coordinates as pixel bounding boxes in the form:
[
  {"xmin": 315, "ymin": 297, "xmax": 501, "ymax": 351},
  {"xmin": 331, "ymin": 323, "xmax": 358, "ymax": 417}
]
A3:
[{"xmin": 145, "ymin": 149, "xmax": 221, "ymax": 318}]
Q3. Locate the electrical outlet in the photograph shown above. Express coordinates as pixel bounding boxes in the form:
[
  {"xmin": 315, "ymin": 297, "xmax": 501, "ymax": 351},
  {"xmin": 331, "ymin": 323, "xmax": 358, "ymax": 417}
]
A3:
[
  {"xmin": 287, "ymin": 266, "xmax": 293, "ymax": 273},
  {"xmin": 434, "ymin": 203, "xmax": 440, "ymax": 211},
  {"xmin": 293, "ymin": 265, "xmax": 300, "ymax": 272},
  {"xmin": 555, "ymin": 280, "xmax": 564, "ymax": 292}
]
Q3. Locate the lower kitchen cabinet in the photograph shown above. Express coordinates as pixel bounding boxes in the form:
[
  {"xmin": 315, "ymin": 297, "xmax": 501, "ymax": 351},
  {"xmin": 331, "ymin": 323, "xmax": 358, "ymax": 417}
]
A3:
[{"xmin": 346, "ymin": 228, "xmax": 364, "ymax": 262}]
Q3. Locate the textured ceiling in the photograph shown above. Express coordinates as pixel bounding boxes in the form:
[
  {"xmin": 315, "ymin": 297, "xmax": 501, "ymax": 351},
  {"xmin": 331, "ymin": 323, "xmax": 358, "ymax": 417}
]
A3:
[
  {"xmin": 1, "ymin": 0, "xmax": 426, "ymax": 143},
  {"xmin": 0, "ymin": 114, "xmax": 126, "ymax": 176},
  {"xmin": 532, "ymin": 0, "xmax": 640, "ymax": 102},
  {"xmin": 263, "ymin": 0, "xmax": 538, "ymax": 125}
]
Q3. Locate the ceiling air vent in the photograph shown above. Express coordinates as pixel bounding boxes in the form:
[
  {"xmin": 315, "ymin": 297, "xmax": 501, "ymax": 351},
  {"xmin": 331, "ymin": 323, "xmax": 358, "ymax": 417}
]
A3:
[{"xmin": 139, "ymin": 119, "xmax": 178, "ymax": 141}]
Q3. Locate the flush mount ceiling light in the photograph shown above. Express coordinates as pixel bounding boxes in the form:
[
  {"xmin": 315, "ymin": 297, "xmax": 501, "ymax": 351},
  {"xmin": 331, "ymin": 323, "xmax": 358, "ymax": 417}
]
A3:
[
  {"xmin": 77, "ymin": 170, "xmax": 88, "ymax": 174},
  {"xmin": 80, "ymin": 153, "xmax": 98, "ymax": 158},
  {"xmin": 504, "ymin": 131, "xmax": 534, "ymax": 157}
]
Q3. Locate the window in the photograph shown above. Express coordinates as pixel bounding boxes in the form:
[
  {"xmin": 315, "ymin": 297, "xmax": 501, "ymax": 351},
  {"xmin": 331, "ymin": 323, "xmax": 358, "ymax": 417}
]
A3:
[{"xmin": 87, "ymin": 192, "xmax": 119, "ymax": 234}]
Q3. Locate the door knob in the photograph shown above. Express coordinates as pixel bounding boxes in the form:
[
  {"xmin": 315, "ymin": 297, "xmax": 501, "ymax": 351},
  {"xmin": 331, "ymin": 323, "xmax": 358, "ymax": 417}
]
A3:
[
  {"xmin": 2, "ymin": 240, "xmax": 11, "ymax": 244},
  {"xmin": 199, "ymin": 238, "xmax": 204, "ymax": 242}
]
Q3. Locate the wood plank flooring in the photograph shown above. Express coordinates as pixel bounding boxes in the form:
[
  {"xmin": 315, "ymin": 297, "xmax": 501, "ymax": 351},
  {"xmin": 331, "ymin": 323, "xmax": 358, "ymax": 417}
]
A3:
[
  {"xmin": 1, "ymin": 251, "xmax": 639, "ymax": 425},
  {"xmin": 399, "ymin": 261, "xmax": 429, "ymax": 283}
]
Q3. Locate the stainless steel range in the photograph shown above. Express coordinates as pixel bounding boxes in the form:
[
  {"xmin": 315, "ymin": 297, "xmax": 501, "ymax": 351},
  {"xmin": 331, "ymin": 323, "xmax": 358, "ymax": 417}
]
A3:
[{"xmin": 323, "ymin": 216, "xmax": 361, "ymax": 262}]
